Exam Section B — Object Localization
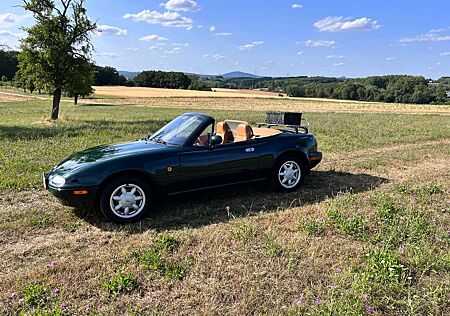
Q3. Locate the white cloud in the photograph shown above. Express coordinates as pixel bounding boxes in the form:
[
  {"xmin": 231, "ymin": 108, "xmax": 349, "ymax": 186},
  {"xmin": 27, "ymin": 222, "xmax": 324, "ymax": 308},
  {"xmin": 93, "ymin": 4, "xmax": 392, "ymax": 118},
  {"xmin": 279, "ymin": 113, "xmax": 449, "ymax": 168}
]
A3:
[
  {"xmin": 238, "ymin": 41, "xmax": 264, "ymax": 51},
  {"xmin": 97, "ymin": 52, "xmax": 119, "ymax": 59},
  {"xmin": 165, "ymin": 47, "xmax": 182, "ymax": 54},
  {"xmin": 149, "ymin": 46, "xmax": 162, "ymax": 50},
  {"xmin": 139, "ymin": 34, "xmax": 169, "ymax": 42},
  {"xmin": 399, "ymin": 30, "xmax": 450, "ymax": 43},
  {"xmin": 215, "ymin": 32, "xmax": 232, "ymax": 36},
  {"xmin": 0, "ymin": 13, "xmax": 29, "ymax": 28},
  {"xmin": 385, "ymin": 57, "xmax": 395, "ymax": 61},
  {"xmin": 202, "ymin": 54, "xmax": 209, "ymax": 58},
  {"xmin": 304, "ymin": 39, "xmax": 335, "ymax": 47},
  {"xmin": 292, "ymin": 3, "xmax": 302, "ymax": 9},
  {"xmin": 326, "ymin": 54, "xmax": 346, "ymax": 59},
  {"xmin": 163, "ymin": 0, "xmax": 200, "ymax": 12},
  {"xmin": 97, "ymin": 25, "xmax": 128, "ymax": 37},
  {"xmin": 0, "ymin": 30, "xmax": 20, "ymax": 38},
  {"xmin": 209, "ymin": 25, "xmax": 216, "ymax": 32},
  {"xmin": 297, "ymin": 51, "xmax": 303, "ymax": 55},
  {"xmin": 333, "ymin": 62, "xmax": 344, "ymax": 66},
  {"xmin": 172, "ymin": 42, "xmax": 189, "ymax": 47},
  {"xmin": 440, "ymin": 52, "xmax": 450, "ymax": 56},
  {"xmin": 213, "ymin": 54, "xmax": 226, "ymax": 60},
  {"xmin": 124, "ymin": 10, "xmax": 193, "ymax": 30},
  {"xmin": 314, "ymin": 16, "xmax": 380, "ymax": 32},
  {"xmin": 126, "ymin": 47, "xmax": 138, "ymax": 52}
]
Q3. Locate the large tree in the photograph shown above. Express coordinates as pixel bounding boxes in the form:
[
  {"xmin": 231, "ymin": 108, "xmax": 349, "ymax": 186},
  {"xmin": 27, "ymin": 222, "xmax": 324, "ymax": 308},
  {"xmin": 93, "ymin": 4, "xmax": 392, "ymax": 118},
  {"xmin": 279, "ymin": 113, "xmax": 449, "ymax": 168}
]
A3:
[{"xmin": 18, "ymin": 0, "xmax": 96, "ymax": 119}]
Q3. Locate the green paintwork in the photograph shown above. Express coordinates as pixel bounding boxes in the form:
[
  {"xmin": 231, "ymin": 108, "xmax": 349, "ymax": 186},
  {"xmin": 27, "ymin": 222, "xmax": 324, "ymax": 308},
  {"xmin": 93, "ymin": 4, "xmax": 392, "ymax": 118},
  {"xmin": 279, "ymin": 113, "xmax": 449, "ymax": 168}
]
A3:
[{"xmin": 45, "ymin": 113, "xmax": 322, "ymax": 208}]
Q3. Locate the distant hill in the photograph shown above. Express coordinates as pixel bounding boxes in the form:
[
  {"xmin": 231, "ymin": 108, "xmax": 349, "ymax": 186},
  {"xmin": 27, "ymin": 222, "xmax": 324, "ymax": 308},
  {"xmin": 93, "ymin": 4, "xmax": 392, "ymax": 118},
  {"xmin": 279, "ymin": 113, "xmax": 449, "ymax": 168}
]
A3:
[
  {"xmin": 222, "ymin": 71, "xmax": 261, "ymax": 79},
  {"xmin": 119, "ymin": 71, "xmax": 140, "ymax": 79}
]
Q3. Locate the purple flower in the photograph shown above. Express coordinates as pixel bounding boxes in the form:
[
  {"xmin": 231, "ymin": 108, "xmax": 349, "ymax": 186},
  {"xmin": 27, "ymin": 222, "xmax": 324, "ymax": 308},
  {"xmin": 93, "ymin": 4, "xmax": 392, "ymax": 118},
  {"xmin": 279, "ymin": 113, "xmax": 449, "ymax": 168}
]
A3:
[
  {"xmin": 362, "ymin": 293, "xmax": 369, "ymax": 300},
  {"xmin": 187, "ymin": 250, "xmax": 193, "ymax": 257},
  {"xmin": 61, "ymin": 302, "xmax": 66, "ymax": 308},
  {"xmin": 446, "ymin": 229, "xmax": 450, "ymax": 234},
  {"xmin": 412, "ymin": 193, "xmax": 417, "ymax": 198},
  {"xmin": 85, "ymin": 307, "xmax": 91, "ymax": 314},
  {"xmin": 53, "ymin": 287, "xmax": 60, "ymax": 294},
  {"xmin": 295, "ymin": 293, "xmax": 304, "ymax": 305},
  {"xmin": 314, "ymin": 298, "xmax": 321, "ymax": 305},
  {"xmin": 335, "ymin": 268, "xmax": 342, "ymax": 273},
  {"xmin": 365, "ymin": 305, "xmax": 374, "ymax": 314},
  {"xmin": 225, "ymin": 205, "xmax": 231, "ymax": 211},
  {"xmin": 51, "ymin": 260, "xmax": 57, "ymax": 265},
  {"xmin": 399, "ymin": 247, "xmax": 405, "ymax": 252},
  {"xmin": 328, "ymin": 285, "xmax": 337, "ymax": 289},
  {"xmin": 46, "ymin": 263, "xmax": 52, "ymax": 268},
  {"xmin": 18, "ymin": 298, "xmax": 24, "ymax": 304},
  {"xmin": 11, "ymin": 292, "xmax": 17, "ymax": 299}
]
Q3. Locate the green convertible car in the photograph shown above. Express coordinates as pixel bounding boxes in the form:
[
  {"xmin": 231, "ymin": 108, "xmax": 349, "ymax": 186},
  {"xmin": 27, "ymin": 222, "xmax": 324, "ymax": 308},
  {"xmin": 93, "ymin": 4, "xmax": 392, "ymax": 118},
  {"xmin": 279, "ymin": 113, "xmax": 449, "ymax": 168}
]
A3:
[{"xmin": 44, "ymin": 112, "xmax": 322, "ymax": 223}]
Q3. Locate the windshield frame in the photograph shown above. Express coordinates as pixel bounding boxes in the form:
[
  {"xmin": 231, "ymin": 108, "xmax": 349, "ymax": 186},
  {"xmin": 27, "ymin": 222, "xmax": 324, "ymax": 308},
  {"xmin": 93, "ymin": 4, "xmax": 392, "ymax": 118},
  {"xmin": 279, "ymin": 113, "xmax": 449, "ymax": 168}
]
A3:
[{"xmin": 148, "ymin": 113, "xmax": 214, "ymax": 147}]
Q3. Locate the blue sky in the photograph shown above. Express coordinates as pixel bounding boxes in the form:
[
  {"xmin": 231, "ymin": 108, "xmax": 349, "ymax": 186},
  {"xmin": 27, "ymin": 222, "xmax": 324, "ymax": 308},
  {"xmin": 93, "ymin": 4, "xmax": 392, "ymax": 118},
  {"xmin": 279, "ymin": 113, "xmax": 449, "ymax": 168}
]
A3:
[{"xmin": 1, "ymin": 0, "xmax": 449, "ymax": 78}]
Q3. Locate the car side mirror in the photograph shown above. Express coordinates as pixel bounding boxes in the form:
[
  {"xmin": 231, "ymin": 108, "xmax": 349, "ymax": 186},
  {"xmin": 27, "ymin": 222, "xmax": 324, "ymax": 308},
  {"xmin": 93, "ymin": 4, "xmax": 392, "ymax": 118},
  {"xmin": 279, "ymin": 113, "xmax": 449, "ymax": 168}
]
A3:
[{"xmin": 210, "ymin": 135, "xmax": 222, "ymax": 147}]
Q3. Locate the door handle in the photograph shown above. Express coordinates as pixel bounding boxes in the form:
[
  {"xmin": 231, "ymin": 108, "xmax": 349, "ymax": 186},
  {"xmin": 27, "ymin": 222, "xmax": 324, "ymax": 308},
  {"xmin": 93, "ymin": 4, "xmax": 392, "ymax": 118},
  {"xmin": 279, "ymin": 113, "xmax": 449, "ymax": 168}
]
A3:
[{"xmin": 245, "ymin": 147, "xmax": 255, "ymax": 152}]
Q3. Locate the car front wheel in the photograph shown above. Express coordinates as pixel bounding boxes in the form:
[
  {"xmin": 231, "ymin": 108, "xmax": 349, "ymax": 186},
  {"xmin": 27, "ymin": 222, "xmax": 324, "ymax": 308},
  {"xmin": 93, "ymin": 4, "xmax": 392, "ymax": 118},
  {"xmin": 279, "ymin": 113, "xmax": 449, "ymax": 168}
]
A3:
[
  {"xmin": 272, "ymin": 155, "xmax": 307, "ymax": 192},
  {"xmin": 99, "ymin": 176, "xmax": 152, "ymax": 223}
]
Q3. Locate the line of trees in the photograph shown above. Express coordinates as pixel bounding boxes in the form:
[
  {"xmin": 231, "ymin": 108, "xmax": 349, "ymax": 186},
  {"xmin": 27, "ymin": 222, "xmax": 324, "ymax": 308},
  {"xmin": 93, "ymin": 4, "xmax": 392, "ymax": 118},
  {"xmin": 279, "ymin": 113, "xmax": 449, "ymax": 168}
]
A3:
[{"xmin": 204, "ymin": 75, "xmax": 449, "ymax": 104}]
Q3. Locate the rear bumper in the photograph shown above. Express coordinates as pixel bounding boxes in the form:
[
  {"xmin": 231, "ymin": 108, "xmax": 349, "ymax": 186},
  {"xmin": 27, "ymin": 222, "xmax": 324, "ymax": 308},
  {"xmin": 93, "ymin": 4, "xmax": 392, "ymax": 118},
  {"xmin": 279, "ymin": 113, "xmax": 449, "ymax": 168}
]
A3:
[{"xmin": 308, "ymin": 151, "xmax": 322, "ymax": 169}]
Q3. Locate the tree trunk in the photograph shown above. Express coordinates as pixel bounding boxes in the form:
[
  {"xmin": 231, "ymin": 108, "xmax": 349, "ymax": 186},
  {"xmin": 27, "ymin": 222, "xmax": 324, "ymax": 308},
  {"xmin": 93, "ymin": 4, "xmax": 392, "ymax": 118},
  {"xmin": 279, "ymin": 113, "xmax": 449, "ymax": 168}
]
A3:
[
  {"xmin": 51, "ymin": 88, "xmax": 62, "ymax": 120},
  {"xmin": 74, "ymin": 94, "xmax": 78, "ymax": 105}
]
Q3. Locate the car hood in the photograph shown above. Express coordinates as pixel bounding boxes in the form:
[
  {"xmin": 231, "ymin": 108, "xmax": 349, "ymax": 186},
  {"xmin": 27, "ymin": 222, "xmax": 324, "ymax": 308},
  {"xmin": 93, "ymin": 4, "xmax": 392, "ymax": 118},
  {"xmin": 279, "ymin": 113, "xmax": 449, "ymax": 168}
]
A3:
[{"xmin": 51, "ymin": 140, "xmax": 166, "ymax": 175}]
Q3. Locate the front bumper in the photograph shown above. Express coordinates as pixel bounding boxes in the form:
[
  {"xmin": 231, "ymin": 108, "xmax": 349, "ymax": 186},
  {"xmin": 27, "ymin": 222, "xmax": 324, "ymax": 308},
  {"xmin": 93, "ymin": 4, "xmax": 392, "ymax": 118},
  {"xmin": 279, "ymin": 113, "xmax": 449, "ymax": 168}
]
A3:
[
  {"xmin": 44, "ymin": 173, "xmax": 97, "ymax": 208},
  {"xmin": 308, "ymin": 151, "xmax": 322, "ymax": 169}
]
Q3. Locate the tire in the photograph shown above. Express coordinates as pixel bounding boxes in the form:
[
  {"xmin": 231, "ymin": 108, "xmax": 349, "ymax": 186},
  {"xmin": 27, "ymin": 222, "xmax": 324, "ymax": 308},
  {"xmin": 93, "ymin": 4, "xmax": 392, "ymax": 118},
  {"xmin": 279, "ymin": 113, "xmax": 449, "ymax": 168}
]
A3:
[
  {"xmin": 271, "ymin": 155, "xmax": 307, "ymax": 192},
  {"xmin": 99, "ymin": 176, "xmax": 152, "ymax": 224}
]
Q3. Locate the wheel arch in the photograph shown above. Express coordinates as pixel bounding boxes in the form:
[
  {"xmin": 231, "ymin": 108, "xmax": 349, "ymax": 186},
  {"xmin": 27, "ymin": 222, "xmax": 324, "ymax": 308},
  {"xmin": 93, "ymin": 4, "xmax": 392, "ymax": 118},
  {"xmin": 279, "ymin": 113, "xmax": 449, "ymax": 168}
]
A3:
[
  {"xmin": 95, "ymin": 169, "xmax": 156, "ymax": 202},
  {"xmin": 274, "ymin": 150, "xmax": 310, "ymax": 172}
]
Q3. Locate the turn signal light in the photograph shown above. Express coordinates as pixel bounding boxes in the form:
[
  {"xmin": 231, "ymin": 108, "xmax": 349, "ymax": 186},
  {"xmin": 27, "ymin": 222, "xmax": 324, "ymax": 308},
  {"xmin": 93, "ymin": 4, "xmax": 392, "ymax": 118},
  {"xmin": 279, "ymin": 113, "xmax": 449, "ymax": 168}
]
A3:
[{"xmin": 73, "ymin": 190, "xmax": 89, "ymax": 195}]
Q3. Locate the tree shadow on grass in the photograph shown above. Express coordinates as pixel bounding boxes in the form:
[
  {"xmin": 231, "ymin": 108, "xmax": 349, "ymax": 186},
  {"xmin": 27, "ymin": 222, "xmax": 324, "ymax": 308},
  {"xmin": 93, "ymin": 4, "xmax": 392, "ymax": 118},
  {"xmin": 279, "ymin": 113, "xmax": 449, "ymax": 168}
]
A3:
[{"xmin": 74, "ymin": 170, "xmax": 388, "ymax": 233}]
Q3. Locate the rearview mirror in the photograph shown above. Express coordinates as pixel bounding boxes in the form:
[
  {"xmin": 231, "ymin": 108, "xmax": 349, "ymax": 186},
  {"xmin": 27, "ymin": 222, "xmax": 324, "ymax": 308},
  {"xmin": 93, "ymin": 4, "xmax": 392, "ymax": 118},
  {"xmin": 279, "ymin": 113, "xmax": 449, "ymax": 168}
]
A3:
[{"xmin": 210, "ymin": 135, "xmax": 222, "ymax": 146}]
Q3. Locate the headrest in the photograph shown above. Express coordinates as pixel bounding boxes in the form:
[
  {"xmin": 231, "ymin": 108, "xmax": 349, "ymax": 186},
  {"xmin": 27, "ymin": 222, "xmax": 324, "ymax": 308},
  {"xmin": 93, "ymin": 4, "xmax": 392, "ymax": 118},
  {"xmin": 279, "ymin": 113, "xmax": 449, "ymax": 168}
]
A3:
[
  {"xmin": 216, "ymin": 122, "xmax": 231, "ymax": 134},
  {"xmin": 236, "ymin": 123, "xmax": 253, "ymax": 140}
]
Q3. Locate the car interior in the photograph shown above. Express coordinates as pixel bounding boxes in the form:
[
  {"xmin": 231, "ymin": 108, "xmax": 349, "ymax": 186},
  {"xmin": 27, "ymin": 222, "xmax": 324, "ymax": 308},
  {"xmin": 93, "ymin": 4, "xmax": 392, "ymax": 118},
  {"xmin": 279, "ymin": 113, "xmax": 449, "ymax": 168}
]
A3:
[{"xmin": 215, "ymin": 120, "xmax": 281, "ymax": 144}]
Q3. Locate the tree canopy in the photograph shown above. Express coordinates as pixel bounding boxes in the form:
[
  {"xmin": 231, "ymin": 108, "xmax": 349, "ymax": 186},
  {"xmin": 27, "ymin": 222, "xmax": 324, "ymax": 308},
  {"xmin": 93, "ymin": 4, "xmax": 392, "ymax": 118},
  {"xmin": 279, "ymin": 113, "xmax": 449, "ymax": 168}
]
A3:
[{"xmin": 18, "ymin": 0, "xmax": 96, "ymax": 119}]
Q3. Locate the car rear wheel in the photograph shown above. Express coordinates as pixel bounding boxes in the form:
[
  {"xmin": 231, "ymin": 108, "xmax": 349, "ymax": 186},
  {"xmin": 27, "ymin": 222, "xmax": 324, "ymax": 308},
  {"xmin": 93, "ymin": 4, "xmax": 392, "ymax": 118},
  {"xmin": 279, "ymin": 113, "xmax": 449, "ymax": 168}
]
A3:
[
  {"xmin": 272, "ymin": 155, "xmax": 307, "ymax": 192},
  {"xmin": 99, "ymin": 176, "xmax": 152, "ymax": 223}
]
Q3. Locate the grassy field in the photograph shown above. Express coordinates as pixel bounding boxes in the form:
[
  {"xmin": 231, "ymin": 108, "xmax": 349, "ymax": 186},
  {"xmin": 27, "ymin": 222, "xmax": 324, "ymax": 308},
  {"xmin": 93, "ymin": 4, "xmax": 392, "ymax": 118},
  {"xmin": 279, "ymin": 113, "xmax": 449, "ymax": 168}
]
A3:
[{"xmin": 0, "ymin": 92, "xmax": 449, "ymax": 315}]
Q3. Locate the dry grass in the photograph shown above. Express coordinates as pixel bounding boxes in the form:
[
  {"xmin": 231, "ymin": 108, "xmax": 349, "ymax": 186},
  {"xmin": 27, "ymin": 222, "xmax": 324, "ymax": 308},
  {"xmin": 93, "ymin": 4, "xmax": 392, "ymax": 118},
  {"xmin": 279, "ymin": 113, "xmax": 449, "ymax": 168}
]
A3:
[
  {"xmin": 92, "ymin": 87, "xmax": 450, "ymax": 115},
  {"xmin": 0, "ymin": 95, "xmax": 449, "ymax": 315}
]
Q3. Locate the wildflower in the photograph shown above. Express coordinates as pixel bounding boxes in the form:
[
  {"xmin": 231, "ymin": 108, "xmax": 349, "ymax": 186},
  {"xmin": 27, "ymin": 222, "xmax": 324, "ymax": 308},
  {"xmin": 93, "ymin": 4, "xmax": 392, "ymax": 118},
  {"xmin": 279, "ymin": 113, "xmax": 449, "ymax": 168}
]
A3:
[
  {"xmin": 225, "ymin": 205, "xmax": 231, "ymax": 211},
  {"xmin": 148, "ymin": 241, "xmax": 154, "ymax": 248},
  {"xmin": 61, "ymin": 302, "xmax": 66, "ymax": 308},
  {"xmin": 399, "ymin": 247, "xmax": 405, "ymax": 252},
  {"xmin": 85, "ymin": 307, "xmax": 91, "ymax": 314},
  {"xmin": 53, "ymin": 287, "xmax": 60, "ymax": 294},
  {"xmin": 328, "ymin": 285, "xmax": 337, "ymax": 289},
  {"xmin": 51, "ymin": 260, "xmax": 57, "ymax": 265},
  {"xmin": 446, "ymin": 229, "xmax": 450, "ymax": 234},
  {"xmin": 18, "ymin": 298, "xmax": 24, "ymax": 304},
  {"xmin": 314, "ymin": 298, "xmax": 321, "ymax": 305},
  {"xmin": 412, "ymin": 193, "xmax": 417, "ymax": 198},
  {"xmin": 295, "ymin": 293, "xmax": 304, "ymax": 305},
  {"xmin": 187, "ymin": 250, "xmax": 193, "ymax": 257},
  {"xmin": 362, "ymin": 293, "xmax": 369, "ymax": 300},
  {"xmin": 11, "ymin": 292, "xmax": 17, "ymax": 299},
  {"xmin": 335, "ymin": 268, "xmax": 342, "ymax": 273},
  {"xmin": 365, "ymin": 305, "xmax": 374, "ymax": 314},
  {"xmin": 368, "ymin": 211, "xmax": 374, "ymax": 217}
]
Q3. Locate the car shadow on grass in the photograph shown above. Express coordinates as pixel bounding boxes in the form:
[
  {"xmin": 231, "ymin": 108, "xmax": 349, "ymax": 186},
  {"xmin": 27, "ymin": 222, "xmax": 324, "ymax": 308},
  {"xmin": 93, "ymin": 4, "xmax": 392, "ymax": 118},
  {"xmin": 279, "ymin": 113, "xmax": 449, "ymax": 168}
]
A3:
[{"xmin": 73, "ymin": 170, "xmax": 388, "ymax": 233}]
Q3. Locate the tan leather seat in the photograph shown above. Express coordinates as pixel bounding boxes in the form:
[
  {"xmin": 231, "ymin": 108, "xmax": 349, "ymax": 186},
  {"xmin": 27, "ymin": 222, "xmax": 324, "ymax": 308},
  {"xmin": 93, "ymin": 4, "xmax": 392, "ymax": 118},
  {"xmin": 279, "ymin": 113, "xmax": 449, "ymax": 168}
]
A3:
[
  {"xmin": 235, "ymin": 122, "xmax": 254, "ymax": 142},
  {"xmin": 216, "ymin": 122, "xmax": 234, "ymax": 144}
]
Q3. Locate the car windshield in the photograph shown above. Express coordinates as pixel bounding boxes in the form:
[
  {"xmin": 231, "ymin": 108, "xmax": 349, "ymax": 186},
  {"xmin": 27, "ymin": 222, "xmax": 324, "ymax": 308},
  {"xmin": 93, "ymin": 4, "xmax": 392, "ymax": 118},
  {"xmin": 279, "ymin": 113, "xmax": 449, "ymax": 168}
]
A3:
[{"xmin": 148, "ymin": 115, "xmax": 205, "ymax": 146}]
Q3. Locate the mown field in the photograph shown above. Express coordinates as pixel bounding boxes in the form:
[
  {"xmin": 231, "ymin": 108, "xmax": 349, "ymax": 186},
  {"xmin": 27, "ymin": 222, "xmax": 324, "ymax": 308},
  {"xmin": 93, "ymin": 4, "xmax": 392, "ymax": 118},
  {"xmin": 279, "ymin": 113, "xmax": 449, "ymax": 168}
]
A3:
[{"xmin": 0, "ymin": 92, "xmax": 449, "ymax": 315}]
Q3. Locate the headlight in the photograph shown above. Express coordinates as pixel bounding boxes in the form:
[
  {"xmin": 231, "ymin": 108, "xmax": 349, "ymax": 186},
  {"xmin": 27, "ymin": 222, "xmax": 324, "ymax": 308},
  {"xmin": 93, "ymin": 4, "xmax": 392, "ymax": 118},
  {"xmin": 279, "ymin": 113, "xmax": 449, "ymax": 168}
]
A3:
[{"xmin": 50, "ymin": 175, "xmax": 66, "ymax": 187}]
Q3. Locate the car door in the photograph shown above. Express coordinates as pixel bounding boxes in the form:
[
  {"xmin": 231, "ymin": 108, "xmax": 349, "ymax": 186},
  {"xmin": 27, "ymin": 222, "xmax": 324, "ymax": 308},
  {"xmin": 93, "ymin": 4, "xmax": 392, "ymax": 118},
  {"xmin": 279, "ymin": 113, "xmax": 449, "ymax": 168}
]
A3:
[{"xmin": 176, "ymin": 140, "xmax": 262, "ymax": 192}]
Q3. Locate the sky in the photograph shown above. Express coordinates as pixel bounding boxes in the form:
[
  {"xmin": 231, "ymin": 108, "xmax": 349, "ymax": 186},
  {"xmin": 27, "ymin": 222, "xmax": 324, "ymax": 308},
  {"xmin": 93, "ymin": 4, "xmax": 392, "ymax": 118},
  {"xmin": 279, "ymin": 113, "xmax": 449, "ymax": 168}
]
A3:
[{"xmin": 0, "ymin": 0, "xmax": 449, "ymax": 78}]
